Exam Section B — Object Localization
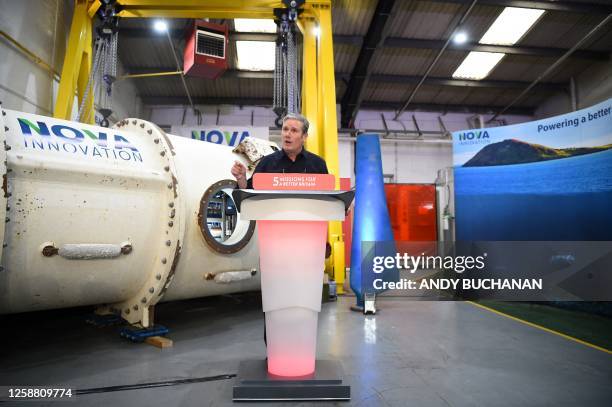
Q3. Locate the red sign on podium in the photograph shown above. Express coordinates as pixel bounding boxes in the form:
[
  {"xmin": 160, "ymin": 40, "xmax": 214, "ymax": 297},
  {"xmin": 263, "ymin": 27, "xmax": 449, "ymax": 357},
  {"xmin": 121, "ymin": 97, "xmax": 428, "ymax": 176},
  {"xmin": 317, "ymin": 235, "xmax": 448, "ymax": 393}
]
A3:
[{"xmin": 253, "ymin": 173, "xmax": 335, "ymax": 191}]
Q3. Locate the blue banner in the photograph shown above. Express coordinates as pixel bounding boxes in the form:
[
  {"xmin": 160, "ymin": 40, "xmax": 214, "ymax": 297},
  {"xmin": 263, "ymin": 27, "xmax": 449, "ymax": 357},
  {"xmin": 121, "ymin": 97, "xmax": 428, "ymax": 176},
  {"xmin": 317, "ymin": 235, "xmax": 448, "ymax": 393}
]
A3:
[{"xmin": 453, "ymin": 99, "xmax": 612, "ymax": 240}]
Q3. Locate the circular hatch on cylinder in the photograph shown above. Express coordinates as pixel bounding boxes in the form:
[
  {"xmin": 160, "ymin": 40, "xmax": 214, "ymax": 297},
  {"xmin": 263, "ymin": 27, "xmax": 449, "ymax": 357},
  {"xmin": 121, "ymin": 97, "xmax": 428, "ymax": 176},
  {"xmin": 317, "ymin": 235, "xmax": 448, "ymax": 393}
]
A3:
[{"xmin": 198, "ymin": 180, "xmax": 255, "ymax": 254}]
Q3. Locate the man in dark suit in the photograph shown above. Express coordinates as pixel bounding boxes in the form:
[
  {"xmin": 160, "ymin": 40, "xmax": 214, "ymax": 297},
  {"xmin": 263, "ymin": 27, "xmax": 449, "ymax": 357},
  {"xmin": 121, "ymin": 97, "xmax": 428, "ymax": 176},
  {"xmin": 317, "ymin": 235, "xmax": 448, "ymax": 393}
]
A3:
[
  {"xmin": 231, "ymin": 113, "xmax": 328, "ymax": 188},
  {"xmin": 231, "ymin": 113, "xmax": 329, "ymax": 347}
]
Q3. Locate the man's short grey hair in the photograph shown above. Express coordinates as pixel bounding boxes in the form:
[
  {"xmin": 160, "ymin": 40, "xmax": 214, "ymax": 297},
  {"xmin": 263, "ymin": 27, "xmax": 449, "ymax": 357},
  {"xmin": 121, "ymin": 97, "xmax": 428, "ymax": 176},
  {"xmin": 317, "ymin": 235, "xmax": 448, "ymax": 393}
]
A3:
[{"xmin": 282, "ymin": 113, "xmax": 309, "ymax": 134}]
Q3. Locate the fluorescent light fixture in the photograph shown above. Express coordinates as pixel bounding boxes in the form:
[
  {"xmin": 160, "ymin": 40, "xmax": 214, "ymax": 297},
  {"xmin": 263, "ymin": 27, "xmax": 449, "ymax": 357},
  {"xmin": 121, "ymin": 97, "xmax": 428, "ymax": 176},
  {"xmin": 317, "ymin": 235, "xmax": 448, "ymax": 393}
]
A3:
[
  {"xmin": 236, "ymin": 41, "xmax": 275, "ymax": 71},
  {"xmin": 453, "ymin": 32, "xmax": 468, "ymax": 44},
  {"xmin": 480, "ymin": 7, "xmax": 545, "ymax": 45},
  {"xmin": 452, "ymin": 51, "xmax": 505, "ymax": 80},
  {"xmin": 153, "ymin": 20, "xmax": 168, "ymax": 33},
  {"xmin": 450, "ymin": 7, "xmax": 544, "ymax": 81},
  {"xmin": 234, "ymin": 19, "xmax": 277, "ymax": 33}
]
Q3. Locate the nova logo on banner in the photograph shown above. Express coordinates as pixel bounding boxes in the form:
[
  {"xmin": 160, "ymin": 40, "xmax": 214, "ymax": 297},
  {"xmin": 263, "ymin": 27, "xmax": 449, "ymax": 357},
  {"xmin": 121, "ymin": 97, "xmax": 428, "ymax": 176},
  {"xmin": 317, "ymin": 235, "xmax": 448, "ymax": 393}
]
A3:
[
  {"xmin": 171, "ymin": 126, "xmax": 270, "ymax": 146},
  {"xmin": 456, "ymin": 130, "xmax": 490, "ymax": 146},
  {"xmin": 17, "ymin": 117, "xmax": 143, "ymax": 162},
  {"xmin": 191, "ymin": 129, "xmax": 249, "ymax": 146},
  {"xmin": 457, "ymin": 130, "xmax": 490, "ymax": 141}
]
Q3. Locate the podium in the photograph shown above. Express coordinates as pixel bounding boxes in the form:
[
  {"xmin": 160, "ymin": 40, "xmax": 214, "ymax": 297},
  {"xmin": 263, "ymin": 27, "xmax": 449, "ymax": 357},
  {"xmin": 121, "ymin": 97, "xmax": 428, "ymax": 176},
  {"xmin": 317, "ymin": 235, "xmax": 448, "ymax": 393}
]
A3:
[{"xmin": 231, "ymin": 174, "xmax": 353, "ymax": 401}]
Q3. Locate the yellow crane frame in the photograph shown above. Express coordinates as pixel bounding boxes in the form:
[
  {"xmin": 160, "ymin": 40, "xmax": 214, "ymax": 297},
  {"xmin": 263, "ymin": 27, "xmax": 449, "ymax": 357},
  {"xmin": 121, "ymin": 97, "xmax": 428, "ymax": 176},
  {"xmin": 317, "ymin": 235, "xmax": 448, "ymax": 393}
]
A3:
[{"xmin": 55, "ymin": 0, "xmax": 347, "ymax": 293}]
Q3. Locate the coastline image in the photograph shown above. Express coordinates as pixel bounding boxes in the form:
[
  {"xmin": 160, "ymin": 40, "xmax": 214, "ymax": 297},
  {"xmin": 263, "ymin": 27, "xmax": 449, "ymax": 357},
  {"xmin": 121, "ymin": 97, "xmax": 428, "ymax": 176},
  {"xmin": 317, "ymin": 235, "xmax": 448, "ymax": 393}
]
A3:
[
  {"xmin": 463, "ymin": 138, "xmax": 612, "ymax": 167},
  {"xmin": 455, "ymin": 148, "xmax": 612, "ymax": 240}
]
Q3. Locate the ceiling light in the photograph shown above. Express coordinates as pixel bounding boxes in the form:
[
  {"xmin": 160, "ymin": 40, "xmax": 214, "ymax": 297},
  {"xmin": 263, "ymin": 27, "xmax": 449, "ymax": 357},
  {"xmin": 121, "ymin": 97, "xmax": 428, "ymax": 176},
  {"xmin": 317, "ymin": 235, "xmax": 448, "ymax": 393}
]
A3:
[
  {"xmin": 453, "ymin": 32, "xmax": 468, "ymax": 44},
  {"xmin": 479, "ymin": 7, "xmax": 545, "ymax": 45},
  {"xmin": 153, "ymin": 20, "xmax": 168, "ymax": 33},
  {"xmin": 452, "ymin": 51, "xmax": 505, "ymax": 80},
  {"xmin": 234, "ymin": 19, "xmax": 277, "ymax": 33},
  {"xmin": 236, "ymin": 41, "xmax": 275, "ymax": 71}
]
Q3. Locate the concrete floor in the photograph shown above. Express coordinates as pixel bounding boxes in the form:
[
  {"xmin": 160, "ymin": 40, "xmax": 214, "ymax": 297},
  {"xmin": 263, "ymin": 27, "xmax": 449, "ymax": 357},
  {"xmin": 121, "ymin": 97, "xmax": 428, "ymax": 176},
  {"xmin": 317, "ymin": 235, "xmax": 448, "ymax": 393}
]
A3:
[{"xmin": 1, "ymin": 293, "xmax": 610, "ymax": 407}]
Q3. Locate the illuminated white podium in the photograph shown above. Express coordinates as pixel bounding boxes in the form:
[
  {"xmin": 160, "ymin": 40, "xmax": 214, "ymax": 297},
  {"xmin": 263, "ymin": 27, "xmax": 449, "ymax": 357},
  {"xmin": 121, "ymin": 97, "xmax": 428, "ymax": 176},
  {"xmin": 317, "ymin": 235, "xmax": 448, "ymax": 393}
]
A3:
[{"xmin": 231, "ymin": 175, "xmax": 353, "ymax": 402}]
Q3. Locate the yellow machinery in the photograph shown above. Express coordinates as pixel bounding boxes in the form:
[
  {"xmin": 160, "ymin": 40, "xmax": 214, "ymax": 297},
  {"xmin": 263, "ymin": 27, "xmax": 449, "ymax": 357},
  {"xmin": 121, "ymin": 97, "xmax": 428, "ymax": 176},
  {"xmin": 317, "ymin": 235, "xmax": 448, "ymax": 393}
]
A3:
[{"xmin": 54, "ymin": 0, "xmax": 347, "ymax": 293}]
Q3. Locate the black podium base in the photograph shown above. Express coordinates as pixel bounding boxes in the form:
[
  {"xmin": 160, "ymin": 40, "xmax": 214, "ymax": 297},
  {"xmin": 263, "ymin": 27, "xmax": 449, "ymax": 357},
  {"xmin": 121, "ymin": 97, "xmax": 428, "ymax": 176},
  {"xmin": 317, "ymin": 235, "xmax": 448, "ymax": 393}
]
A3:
[{"xmin": 233, "ymin": 360, "xmax": 350, "ymax": 402}]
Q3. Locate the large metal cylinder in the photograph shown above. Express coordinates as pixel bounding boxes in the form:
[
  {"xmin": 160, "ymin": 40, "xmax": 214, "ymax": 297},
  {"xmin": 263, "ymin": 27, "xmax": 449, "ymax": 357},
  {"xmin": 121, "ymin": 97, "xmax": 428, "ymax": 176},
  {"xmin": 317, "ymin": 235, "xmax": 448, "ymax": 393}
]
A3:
[{"xmin": 0, "ymin": 107, "xmax": 261, "ymax": 326}]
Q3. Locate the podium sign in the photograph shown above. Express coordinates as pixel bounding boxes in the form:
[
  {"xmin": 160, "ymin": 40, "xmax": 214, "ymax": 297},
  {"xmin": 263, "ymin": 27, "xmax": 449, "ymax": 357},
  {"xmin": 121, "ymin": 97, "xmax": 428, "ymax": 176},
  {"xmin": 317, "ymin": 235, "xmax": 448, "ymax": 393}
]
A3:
[
  {"xmin": 253, "ymin": 173, "xmax": 335, "ymax": 190},
  {"xmin": 232, "ymin": 173, "xmax": 353, "ymax": 401}
]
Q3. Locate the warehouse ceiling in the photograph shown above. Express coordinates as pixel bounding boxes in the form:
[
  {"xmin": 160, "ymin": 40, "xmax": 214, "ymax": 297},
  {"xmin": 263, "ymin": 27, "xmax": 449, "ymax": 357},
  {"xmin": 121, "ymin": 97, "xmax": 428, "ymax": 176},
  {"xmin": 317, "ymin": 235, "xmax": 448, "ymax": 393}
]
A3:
[{"xmin": 115, "ymin": 0, "xmax": 612, "ymax": 125}]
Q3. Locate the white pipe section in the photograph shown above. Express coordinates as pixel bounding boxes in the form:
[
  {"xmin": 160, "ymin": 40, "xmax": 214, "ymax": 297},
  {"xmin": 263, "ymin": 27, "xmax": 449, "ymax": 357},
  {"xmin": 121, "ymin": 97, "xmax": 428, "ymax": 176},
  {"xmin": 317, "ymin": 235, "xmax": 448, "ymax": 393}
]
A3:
[{"xmin": 0, "ymin": 108, "xmax": 262, "ymax": 327}]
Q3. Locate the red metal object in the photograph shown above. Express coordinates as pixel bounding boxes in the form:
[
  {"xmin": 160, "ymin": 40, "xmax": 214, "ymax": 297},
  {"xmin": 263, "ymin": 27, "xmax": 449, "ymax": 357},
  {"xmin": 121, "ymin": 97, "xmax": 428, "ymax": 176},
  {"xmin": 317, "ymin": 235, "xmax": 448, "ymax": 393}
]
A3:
[
  {"xmin": 183, "ymin": 20, "xmax": 228, "ymax": 79},
  {"xmin": 385, "ymin": 184, "xmax": 437, "ymax": 241}
]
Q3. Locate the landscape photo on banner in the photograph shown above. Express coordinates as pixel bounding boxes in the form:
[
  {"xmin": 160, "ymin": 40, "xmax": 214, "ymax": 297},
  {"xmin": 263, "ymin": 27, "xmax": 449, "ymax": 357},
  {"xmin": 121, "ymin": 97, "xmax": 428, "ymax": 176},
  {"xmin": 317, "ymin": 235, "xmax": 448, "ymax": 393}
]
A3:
[
  {"xmin": 452, "ymin": 98, "xmax": 612, "ymax": 241},
  {"xmin": 170, "ymin": 126, "xmax": 269, "ymax": 147}
]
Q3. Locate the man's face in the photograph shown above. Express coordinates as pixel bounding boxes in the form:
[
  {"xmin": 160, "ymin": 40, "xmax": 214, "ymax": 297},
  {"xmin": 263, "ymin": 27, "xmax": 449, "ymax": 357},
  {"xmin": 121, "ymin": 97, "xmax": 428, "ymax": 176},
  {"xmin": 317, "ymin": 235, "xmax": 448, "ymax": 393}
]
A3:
[{"xmin": 281, "ymin": 118, "xmax": 307, "ymax": 155}]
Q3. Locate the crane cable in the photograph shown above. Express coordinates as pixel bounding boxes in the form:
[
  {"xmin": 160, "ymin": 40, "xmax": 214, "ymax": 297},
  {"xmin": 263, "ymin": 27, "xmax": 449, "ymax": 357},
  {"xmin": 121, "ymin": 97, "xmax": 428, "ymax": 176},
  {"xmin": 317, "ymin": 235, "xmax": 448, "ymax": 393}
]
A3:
[{"xmin": 273, "ymin": 2, "xmax": 302, "ymax": 126}]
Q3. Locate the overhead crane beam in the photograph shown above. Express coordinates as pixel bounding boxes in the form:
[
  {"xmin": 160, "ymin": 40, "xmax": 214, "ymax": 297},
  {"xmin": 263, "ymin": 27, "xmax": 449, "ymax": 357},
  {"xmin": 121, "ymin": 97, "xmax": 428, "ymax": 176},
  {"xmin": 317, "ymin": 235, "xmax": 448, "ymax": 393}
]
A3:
[
  {"xmin": 113, "ymin": 0, "xmax": 328, "ymax": 19},
  {"xmin": 55, "ymin": 0, "xmax": 348, "ymax": 292}
]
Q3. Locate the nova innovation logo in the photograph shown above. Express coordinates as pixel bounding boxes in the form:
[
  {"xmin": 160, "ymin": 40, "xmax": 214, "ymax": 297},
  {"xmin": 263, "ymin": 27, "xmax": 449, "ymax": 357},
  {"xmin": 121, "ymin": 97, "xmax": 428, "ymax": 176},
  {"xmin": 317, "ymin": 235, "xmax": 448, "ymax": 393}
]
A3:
[
  {"xmin": 191, "ymin": 129, "xmax": 250, "ymax": 147},
  {"xmin": 18, "ymin": 118, "xmax": 143, "ymax": 162},
  {"xmin": 457, "ymin": 130, "xmax": 491, "ymax": 146}
]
